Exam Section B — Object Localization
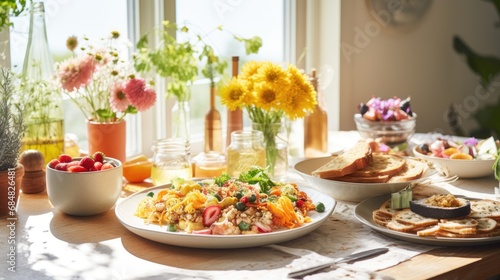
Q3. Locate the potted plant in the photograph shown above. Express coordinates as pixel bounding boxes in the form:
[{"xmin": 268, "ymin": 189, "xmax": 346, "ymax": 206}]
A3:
[
  {"xmin": 0, "ymin": 67, "xmax": 25, "ymax": 216},
  {"xmin": 133, "ymin": 21, "xmax": 262, "ymax": 140}
]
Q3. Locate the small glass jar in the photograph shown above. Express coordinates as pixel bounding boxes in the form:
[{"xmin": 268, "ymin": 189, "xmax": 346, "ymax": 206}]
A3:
[
  {"xmin": 151, "ymin": 138, "xmax": 192, "ymax": 185},
  {"xmin": 226, "ymin": 130, "xmax": 266, "ymax": 178},
  {"xmin": 192, "ymin": 152, "xmax": 227, "ymax": 178}
]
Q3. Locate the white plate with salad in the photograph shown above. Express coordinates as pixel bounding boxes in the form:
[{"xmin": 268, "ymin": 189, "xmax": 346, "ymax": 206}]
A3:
[{"xmin": 115, "ymin": 175, "xmax": 336, "ymax": 249}]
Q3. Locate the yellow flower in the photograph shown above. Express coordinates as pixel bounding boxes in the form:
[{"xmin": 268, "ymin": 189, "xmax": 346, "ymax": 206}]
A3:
[
  {"xmin": 239, "ymin": 60, "xmax": 261, "ymax": 80},
  {"xmin": 283, "ymin": 64, "xmax": 317, "ymax": 119},
  {"xmin": 66, "ymin": 36, "xmax": 78, "ymax": 52},
  {"xmin": 219, "ymin": 77, "xmax": 247, "ymax": 110},
  {"xmin": 253, "ymin": 82, "xmax": 281, "ymax": 111},
  {"xmin": 253, "ymin": 61, "xmax": 289, "ymax": 90}
]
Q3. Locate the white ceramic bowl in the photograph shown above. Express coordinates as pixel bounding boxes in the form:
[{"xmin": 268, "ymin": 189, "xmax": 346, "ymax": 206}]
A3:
[
  {"xmin": 354, "ymin": 113, "xmax": 416, "ymax": 145},
  {"xmin": 294, "ymin": 156, "xmax": 435, "ymax": 202},
  {"xmin": 46, "ymin": 157, "xmax": 123, "ymax": 216},
  {"xmin": 412, "ymin": 147, "xmax": 495, "ymax": 179}
]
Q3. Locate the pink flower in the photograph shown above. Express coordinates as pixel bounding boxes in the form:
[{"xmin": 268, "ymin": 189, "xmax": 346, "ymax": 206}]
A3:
[
  {"xmin": 109, "ymin": 82, "xmax": 130, "ymax": 112},
  {"xmin": 122, "ymin": 78, "xmax": 156, "ymax": 111},
  {"xmin": 58, "ymin": 55, "xmax": 95, "ymax": 92}
]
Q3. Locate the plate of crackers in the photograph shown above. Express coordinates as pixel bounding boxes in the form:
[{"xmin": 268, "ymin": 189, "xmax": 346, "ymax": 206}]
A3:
[{"xmin": 354, "ymin": 189, "xmax": 500, "ymax": 246}]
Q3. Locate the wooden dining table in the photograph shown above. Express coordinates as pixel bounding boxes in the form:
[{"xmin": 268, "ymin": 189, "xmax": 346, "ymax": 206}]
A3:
[{"xmin": 1, "ymin": 131, "xmax": 500, "ymax": 280}]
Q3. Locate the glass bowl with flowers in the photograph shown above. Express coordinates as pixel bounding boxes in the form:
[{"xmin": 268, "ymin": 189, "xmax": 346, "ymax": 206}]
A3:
[{"xmin": 354, "ymin": 96, "xmax": 416, "ymax": 146}]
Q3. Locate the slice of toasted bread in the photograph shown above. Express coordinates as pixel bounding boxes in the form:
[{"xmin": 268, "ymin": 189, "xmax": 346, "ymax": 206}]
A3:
[
  {"xmin": 386, "ymin": 220, "xmax": 419, "ymax": 232},
  {"xmin": 393, "ymin": 209, "xmax": 438, "ymax": 227},
  {"xmin": 476, "ymin": 218, "xmax": 498, "ymax": 233},
  {"xmin": 331, "ymin": 174, "xmax": 390, "ymax": 183},
  {"xmin": 312, "ymin": 141, "xmax": 373, "ymax": 178},
  {"xmin": 350, "ymin": 154, "xmax": 406, "ymax": 177},
  {"xmin": 416, "ymin": 225, "xmax": 441, "ymax": 236},
  {"xmin": 469, "ymin": 199, "xmax": 500, "ymax": 219},
  {"xmin": 438, "ymin": 218, "xmax": 478, "ymax": 230},
  {"xmin": 373, "ymin": 210, "xmax": 392, "ymax": 226},
  {"xmin": 378, "ymin": 199, "xmax": 398, "ymax": 217},
  {"xmin": 387, "ymin": 158, "xmax": 426, "ymax": 183}
]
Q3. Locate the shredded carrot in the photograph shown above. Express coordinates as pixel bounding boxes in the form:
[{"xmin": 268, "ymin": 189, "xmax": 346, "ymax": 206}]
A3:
[{"xmin": 267, "ymin": 196, "xmax": 301, "ymax": 228}]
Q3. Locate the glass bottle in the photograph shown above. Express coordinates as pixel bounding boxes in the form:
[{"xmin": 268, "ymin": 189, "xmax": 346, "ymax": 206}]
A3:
[
  {"xmin": 21, "ymin": 1, "xmax": 65, "ymax": 164},
  {"xmin": 204, "ymin": 85, "xmax": 223, "ymax": 153},
  {"xmin": 151, "ymin": 138, "xmax": 192, "ymax": 185},
  {"xmin": 226, "ymin": 56, "xmax": 243, "ymax": 147},
  {"xmin": 226, "ymin": 130, "xmax": 266, "ymax": 178},
  {"xmin": 304, "ymin": 69, "xmax": 328, "ymax": 158},
  {"xmin": 171, "ymin": 100, "xmax": 190, "ymax": 140}
]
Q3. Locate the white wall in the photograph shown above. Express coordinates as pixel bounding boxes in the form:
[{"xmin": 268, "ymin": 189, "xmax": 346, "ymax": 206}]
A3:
[{"xmin": 339, "ymin": 0, "xmax": 500, "ymax": 135}]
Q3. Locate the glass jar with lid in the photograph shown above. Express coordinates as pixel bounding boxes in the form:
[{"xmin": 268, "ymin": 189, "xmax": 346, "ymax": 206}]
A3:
[
  {"xmin": 226, "ymin": 130, "xmax": 266, "ymax": 178},
  {"xmin": 192, "ymin": 152, "xmax": 227, "ymax": 178},
  {"xmin": 151, "ymin": 138, "xmax": 192, "ymax": 185}
]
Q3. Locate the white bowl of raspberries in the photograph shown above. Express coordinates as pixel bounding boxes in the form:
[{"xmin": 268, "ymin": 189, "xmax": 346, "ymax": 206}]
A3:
[
  {"xmin": 46, "ymin": 152, "xmax": 123, "ymax": 216},
  {"xmin": 354, "ymin": 96, "xmax": 416, "ymax": 145}
]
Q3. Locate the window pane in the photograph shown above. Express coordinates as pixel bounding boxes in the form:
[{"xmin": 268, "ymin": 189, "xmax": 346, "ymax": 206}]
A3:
[
  {"xmin": 175, "ymin": 0, "xmax": 286, "ymax": 143},
  {"xmin": 9, "ymin": 0, "xmax": 134, "ymax": 155}
]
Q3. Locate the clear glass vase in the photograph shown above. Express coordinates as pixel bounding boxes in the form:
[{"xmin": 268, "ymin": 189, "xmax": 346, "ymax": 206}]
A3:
[
  {"xmin": 252, "ymin": 122, "xmax": 288, "ymax": 179},
  {"xmin": 171, "ymin": 100, "xmax": 190, "ymax": 140},
  {"xmin": 20, "ymin": 2, "xmax": 64, "ymax": 164}
]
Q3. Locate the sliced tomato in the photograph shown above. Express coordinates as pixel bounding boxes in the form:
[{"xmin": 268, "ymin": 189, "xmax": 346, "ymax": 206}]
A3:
[{"xmin": 202, "ymin": 205, "xmax": 221, "ymax": 227}]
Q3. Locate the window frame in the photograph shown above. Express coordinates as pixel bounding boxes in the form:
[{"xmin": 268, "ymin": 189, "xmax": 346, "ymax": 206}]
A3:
[{"xmin": 135, "ymin": 0, "xmax": 300, "ymax": 158}]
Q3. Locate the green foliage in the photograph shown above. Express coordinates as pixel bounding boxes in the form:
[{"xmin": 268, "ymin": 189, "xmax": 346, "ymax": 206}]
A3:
[
  {"xmin": 134, "ymin": 21, "xmax": 262, "ymax": 101},
  {"xmin": 452, "ymin": 1, "xmax": 500, "ymax": 138},
  {"xmin": 0, "ymin": 68, "xmax": 24, "ymax": 170},
  {"xmin": 0, "ymin": 0, "xmax": 28, "ymax": 32}
]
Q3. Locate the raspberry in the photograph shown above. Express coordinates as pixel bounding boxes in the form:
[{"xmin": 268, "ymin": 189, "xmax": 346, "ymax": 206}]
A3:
[
  {"xmin": 79, "ymin": 156, "xmax": 95, "ymax": 170},
  {"xmin": 48, "ymin": 159, "xmax": 60, "ymax": 169},
  {"xmin": 58, "ymin": 154, "xmax": 73, "ymax": 163},
  {"xmin": 92, "ymin": 151, "xmax": 105, "ymax": 163},
  {"xmin": 68, "ymin": 166, "xmax": 88, "ymax": 172}
]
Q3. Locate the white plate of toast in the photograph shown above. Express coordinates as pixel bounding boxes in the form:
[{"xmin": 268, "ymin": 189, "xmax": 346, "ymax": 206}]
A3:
[
  {"xmin": 355, "ymin": 194, "xmax": 500, "ymax": 246},
  {"xmin": 294, "ymin": 141, "xmax": 437, "ymax": 202}
]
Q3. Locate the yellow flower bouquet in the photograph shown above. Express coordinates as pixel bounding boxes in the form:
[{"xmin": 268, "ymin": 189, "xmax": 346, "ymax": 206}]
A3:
[{"xmin": 220, "ymin": 61, "xmax": 317, "ymax": 176}]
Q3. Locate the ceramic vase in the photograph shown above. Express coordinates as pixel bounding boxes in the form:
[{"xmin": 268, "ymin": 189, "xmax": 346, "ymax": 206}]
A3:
[{"xmin": 87, "ymin": 120, "xmax": 126, "ymax": 163}]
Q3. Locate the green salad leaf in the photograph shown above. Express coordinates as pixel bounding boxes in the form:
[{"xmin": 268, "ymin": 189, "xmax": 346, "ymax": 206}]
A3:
[
  {"xmin": 493, "ymin": 150, "xmax": 500, "ymax": 181},
  {"xmin": 214, "ymin": 172, "xmax": 231, "ymax": 186},
  {"xmin": 238, "ymin": 166, "xmax": 276, "ymax": 194}
]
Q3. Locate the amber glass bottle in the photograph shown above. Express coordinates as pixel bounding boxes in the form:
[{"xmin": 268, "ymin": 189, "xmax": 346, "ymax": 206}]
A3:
[
  {"xmin": 304, "ymin": 69, "xmax": 328, "ymax": 158},
  {"xmin": 204, "ymin": 84, "xmax": 223, "ymax": 153},
  {"xmin": 226, "ymin": 56, "xmax": 243, "ymax": 147}
]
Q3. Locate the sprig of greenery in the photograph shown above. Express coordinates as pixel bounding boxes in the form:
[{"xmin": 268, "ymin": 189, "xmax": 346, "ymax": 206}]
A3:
[
  {"xmin": 134, "ymin": 21, "xmax": 262, "ymax": 101},
  {"xmin": 0, "ymin": 0, "xmax": 28, "ymax": 32},
  {"xmin": 0, "ymin": 68, "xmax": 24, "ymax": 170}
]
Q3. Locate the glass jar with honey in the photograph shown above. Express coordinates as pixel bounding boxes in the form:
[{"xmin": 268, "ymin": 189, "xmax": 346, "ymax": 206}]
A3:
[
  {"xmin": 151, "ymin": 138, "xmax": 192, "ymax": 185},
  {"xmin": 226, "ymin": 130, "xmax": 266, "ymax": 178}
]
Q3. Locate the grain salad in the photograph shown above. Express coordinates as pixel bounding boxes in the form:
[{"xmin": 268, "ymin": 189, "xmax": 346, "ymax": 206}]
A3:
[{"xmin": 134, "ymin": 167, "xmax": 325, "ymax": 235}]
